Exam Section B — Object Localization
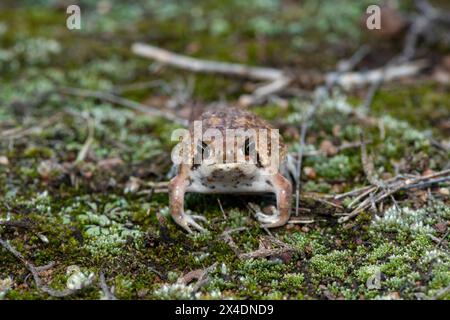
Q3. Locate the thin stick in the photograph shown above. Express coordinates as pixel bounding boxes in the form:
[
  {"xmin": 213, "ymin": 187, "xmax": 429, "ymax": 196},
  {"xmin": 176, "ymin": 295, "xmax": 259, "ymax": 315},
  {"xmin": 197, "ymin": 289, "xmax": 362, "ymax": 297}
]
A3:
[
  {"xmin": 361, "ymin": 2, "xmax": 431, "ymax": 113},
  {"xmin": 360, "ymin": 133, "xmax": 385, "ymax": 188},
  {"xmin": 1, "ymin": 113, "xmax": 62, "ymax": 140},
  {"xmin": 132, "ymin": 43, "xmax": 284, "ymax": 81},
  {"xmin": 239, "ymin": 76, "xmax": 292, "ymax": 106},
  {"xmin": 339, "ymin": 172, "xmax": 450, "ymax": 223},
  {"xmin": 432, "ymin": 284, "xmax": 450, "ymax": 300},
  {"xmin": 346, "ymin": 186, "xmax": 378, "ymax": 209},
  {"xmin": 217, "ymin": 199, "xmax": 227, "ymax": 219},
  {"xmin": 99, "ymin": 272, "xmax": 117, "ymax": 300},
  {"xmin": 59, "ymin": 87, "xmax": 188, "ymax": 126},
  {"xmin": 326, "ymin": 60, "xmax": 426, "ymax": 90},
  {"xmin": 76, "ymin": 114, "xmax": 95, "ymax": 163},
  {"xmin": 336, "ymin": 45, "xmax": 371, "ymax": 72},
  {"xmin": 0, "ymin": 238, "xmax": 82, "ymax": 297},
  {"xmin": 293, "ymin": 44, "xmax": 376, "ymax": 215},
  {"xmin": 238, "ymin": 236, "xmax": 295, "ymax": 260},
  {"xmin": 191, "ymin": 262, "xmax": 218, "ymax": 293},
  {"xmin": 294, "ymin": 88, "xmax": 326, "ymax": 216}
]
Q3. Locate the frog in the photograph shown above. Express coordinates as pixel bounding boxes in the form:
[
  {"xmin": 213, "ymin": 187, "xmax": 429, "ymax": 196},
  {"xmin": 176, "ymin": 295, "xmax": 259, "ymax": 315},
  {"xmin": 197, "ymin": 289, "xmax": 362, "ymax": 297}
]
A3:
[{"xmin": 168, "ymin": 107, "xmax": 293, "ymax": 233}]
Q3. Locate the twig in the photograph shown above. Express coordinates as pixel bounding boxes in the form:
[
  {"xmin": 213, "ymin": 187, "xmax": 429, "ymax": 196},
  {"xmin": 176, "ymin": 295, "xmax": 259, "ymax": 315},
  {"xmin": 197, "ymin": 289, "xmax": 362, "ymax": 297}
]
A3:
[
  {"xmin": 75, "ymin": 113, "xmax": 95, "ymax": 163},
  {"xmin": 333, "ymin": 185, "xmax": 376, "ymax": 200},
  {"xmin": 0, "ymin": 113, "xmax": 62, "ymax": 141},
  {"xmin": 287, "ymin": 217, "xmax": 315, "ymax": 224},
  {"xmin": 217, "ymin": 199, "xmax": 227, "ymax": 219},
  {"xmin": 238, "ymin": 236, "xmax": 295, "ymax": 260},
  {"xmin": 361, "ymin": 0, "xmax": 435, "ymax": 113},
  {"xmin": 112, "ymin": 80, "xmax": 170, "ymax": 95},
  {"xmin": 294, "ymin": 87, "xmax": 326, "ymax": 216},
  {"xmin": 293, "ymin": 43, "xmax": 382, "ymax": 216},
  {"xmin": 415, "ymin": 0, "xmax": 450, "ymax": 24},
  {"xmin": 338, "ymin": 170, "xmax": 450, "ymax": 223},
  {"xmin": 0, "ymin": 238, "xmax": 83, "ymax": 297},
  {"xmin": 360, "ymin": 133, "xmax": 385, "ymax": 188},
  {"xmin": 0, "ymin": 219, "xmax": 49, "ymax": 244},
  {"xmin": 35, "ymin": 261, "xmax": 56, "ymax": 272},
  {"xmin": 192, "ymin": 262, "xmax": 218, "ymax": 292},
  {"xmin": 0, "ymin": 220, "xmax": 34, "ymax": 230},
  {"xmin": 177, "ymin": 262, "xmax": 218, "ymax": 293},
  {"xmin": 346, "ymin": 186, "xmax": 378, "ymax": 209},
  {"xmin": 431, "ymin": 284, "xmax": 450, "ymax": 300},
  {"xmin": 327, "ymin": 60, "xmax": 427, "ymax": 91},
  {"xmin": 301, "ymin": 193, "xmax": 344, "ymax": 209},
  {"xmin": 132, "ymin": 42, "xmax": 293, "ymax": 107},
  {"xmin": 239, "ymin": 76, "xmax": 292, "ymax": 106},
  {"xmin": 400, "ymin": 176, "xmax": 450, "ymax": 191},
  {"xmin": 99, "ymin": 272, "xmax": 117, "ymax": 300},
  {"xmin": 132, "ymin": 42, "xmax": 284, "ymax": 81},
  {"xmin": 336, "ymin": 45, "xmax": 371, "ymax": 73},
  {"xmin": 59, "ymin": 87, "xmax": 188, "ymax": 126},
  {"xmin": 437, "ymin": 230, "xmax": 449, "ymax": 248},
  {"xmin": 220, "ymin": 227, "xmax": 246, "ymax": 257},
  {"xmin": 132, "ymin": 42, "xmax": 427, "ymax": 108}
]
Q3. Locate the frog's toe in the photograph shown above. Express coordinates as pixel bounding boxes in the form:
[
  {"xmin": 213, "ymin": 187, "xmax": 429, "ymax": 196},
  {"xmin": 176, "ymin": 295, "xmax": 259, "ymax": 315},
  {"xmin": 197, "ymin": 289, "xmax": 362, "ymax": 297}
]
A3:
[
  {"xmin": 255, "ymin": 211, "xmax": 280, "ymax": 225},
  {"xmin": 189, "ymin": 214, "xmax": 208, "ymax": 223},
  {"xmin": 183, "ymin": 213, "xmax": 207, "ymax": 233}
]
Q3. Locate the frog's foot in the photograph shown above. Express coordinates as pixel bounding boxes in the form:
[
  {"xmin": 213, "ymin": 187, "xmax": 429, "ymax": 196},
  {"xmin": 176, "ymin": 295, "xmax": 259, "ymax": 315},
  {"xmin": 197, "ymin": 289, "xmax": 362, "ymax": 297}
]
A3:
[
  {"xmin": 256, "ymin": 211, "xmax": 289, "ymax": 228},
  {"xmin": 255, "ymin": 205, "xmax": 291, "ymax": 228},
  {"xmin": 255, "ymin": 208, "xmax": 281, "ymax": 227},
  {"xmin": 178, "ymin": 211, "xmax": 208, "ymax": 233},
  {"xmin": 258, "ymin": 173, "xmax": 293, "ymax": 229}
]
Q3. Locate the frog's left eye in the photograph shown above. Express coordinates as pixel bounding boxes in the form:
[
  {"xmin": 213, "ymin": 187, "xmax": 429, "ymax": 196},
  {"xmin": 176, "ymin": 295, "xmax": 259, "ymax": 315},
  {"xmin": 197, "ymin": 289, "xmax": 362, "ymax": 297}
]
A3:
[{"xmin": 244, "ymin": 138, "xmax": 255, "ymax": 156}]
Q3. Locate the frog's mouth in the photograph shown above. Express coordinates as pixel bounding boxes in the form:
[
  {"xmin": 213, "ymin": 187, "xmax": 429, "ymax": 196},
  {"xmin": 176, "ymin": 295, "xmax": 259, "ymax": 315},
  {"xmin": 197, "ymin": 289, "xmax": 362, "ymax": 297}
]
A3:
[
  {"xmin": 188, "ymin": 162, "xmax": 275, "ymax": 193},
  {"xmin": 212, "ymin": 164, "xmax": 257, "ymax": 181},
  {"xmin": 195, "ymin": 162, "xmax": 259, "ymax": 183}
]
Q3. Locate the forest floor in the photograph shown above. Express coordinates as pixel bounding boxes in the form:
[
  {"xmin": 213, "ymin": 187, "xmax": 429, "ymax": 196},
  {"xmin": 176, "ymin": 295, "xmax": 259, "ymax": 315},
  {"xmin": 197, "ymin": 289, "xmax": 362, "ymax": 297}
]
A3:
[{"xmin": 0, "ymin": 0, "xmax": 449, "ymax": 299}]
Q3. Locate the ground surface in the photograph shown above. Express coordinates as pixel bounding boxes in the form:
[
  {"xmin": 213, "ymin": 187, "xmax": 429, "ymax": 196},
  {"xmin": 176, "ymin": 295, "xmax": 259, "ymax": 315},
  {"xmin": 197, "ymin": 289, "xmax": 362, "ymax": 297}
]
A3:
[{"xmin": 0, "ymin": 0, "xmax": 449, "ymax": 300}]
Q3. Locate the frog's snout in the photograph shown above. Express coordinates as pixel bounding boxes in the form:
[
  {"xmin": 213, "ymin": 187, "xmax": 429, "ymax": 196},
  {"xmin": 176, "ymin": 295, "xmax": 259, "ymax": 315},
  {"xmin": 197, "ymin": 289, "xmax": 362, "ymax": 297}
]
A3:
[{"xmin": 211, "ymin": 163, "xmax": 257, "ymax": 178}]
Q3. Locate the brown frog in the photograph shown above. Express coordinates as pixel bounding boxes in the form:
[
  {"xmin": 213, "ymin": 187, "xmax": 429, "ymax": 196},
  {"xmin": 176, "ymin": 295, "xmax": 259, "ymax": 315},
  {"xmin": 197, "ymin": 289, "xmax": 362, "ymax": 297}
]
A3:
[{"xmin": 169, "ymin": 107, "xmax": 293, "ymax": 233}]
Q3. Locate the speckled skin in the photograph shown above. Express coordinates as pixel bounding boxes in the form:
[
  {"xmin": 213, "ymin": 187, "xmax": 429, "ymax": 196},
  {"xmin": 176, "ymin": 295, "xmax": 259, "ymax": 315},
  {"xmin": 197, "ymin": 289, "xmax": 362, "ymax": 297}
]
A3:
[{"xmin": 169, "ymin": 107, "xmax": 292, "ymax": 233}]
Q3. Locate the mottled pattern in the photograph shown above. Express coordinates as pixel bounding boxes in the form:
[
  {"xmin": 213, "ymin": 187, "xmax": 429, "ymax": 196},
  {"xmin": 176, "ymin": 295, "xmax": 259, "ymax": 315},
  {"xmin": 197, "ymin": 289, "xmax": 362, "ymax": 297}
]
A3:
[
  {"xmin": 188, "ymin": 107, "xmax": 287, "ymax": 166},
  {"xmin": 170, "ymin": 106, "xmax": 293, "ymax": 232}
]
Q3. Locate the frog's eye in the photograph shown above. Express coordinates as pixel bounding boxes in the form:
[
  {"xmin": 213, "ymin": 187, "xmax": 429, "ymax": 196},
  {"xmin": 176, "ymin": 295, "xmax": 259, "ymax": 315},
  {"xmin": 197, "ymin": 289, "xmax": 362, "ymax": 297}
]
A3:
[
  {"xmin": 244, "ymin": 138, "xmax": 255, "ymax": 156},
  {"xmin": 198, "ymin": 141, "xmax": 211, "ymax": 160}
]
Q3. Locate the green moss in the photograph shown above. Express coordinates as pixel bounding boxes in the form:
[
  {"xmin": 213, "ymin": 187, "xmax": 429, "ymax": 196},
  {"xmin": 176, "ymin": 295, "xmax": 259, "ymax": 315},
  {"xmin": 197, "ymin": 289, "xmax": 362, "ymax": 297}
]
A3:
[
  {"xmin": 310, "ymin": 250, "xmax": 352, "ymax": 281},
  {"xmin": 371, "ymin": 84, "xmax": 450, "ymax": 138},
  {"xmin": 302, "ymin": 181, "xmax": 332, "ymax": 193},
  {"xmin": 312, "ymin": 154, "xmax": 360, "ymax": 180}
]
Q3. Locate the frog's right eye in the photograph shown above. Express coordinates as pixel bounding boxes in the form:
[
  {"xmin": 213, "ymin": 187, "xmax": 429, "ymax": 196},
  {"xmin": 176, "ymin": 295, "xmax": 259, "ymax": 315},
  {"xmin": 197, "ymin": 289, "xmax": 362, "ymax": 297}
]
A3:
[
  {"xmin": 244, "ymin": 138, "xmax": 256, "ymax": 156},
  {"xmin": 197, "ymin": 141, "xmax": 211, "ymax": 160}
]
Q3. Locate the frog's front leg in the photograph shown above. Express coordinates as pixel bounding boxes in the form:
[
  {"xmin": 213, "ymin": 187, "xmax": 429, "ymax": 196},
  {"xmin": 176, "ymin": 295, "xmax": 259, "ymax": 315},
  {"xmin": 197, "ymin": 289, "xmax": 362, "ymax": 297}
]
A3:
[
  {"xmin": 168, "ymin": 167, "xmax": 207, "ymax": 233},
  {"xmin": 256, "ymin": 173, "xmax": 292, "ymax": 228}
]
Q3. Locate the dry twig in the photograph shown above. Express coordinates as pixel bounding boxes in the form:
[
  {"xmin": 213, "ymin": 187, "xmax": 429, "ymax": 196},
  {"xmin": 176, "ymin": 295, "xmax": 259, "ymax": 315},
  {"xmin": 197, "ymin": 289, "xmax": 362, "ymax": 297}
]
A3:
[
  {"xmin": 177, "ymin": 262, "xmax": 218, "ymax": 293},
  {"xmin": 59, "ymin": 87, "xmax": 188, "ymax": 126},
  {"xmin": 132, "ymin": 42, "xmax": 284, "ymax": 81},
  {"xmin": 76, "ymin": 113, "xmax": 95, "ymax": 163},
  {"xmin": 0, "ymin": 238, "xmax": 83, "ymax": 297},
  {"xmin": 338, "ymin": 169, "xmax": 450, "ymax": 223},
  {"xmin": 99, "ymin": 272, "xmax": 117, "ymax": 300},
  {"xmin": 238, "ymin": 236, "xmax": 295, "ymax": 260}
]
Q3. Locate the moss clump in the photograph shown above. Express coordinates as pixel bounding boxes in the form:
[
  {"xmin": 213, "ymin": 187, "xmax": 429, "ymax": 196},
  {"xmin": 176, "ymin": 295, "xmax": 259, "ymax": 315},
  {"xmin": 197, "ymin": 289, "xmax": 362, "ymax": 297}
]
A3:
[
  {"xmin": 312, "ymin": 155, "xmax": 359, "ymax": 180},
  {"xmin": 309, "ymin": 250, "xmax": 352, "ymax": 281}
]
